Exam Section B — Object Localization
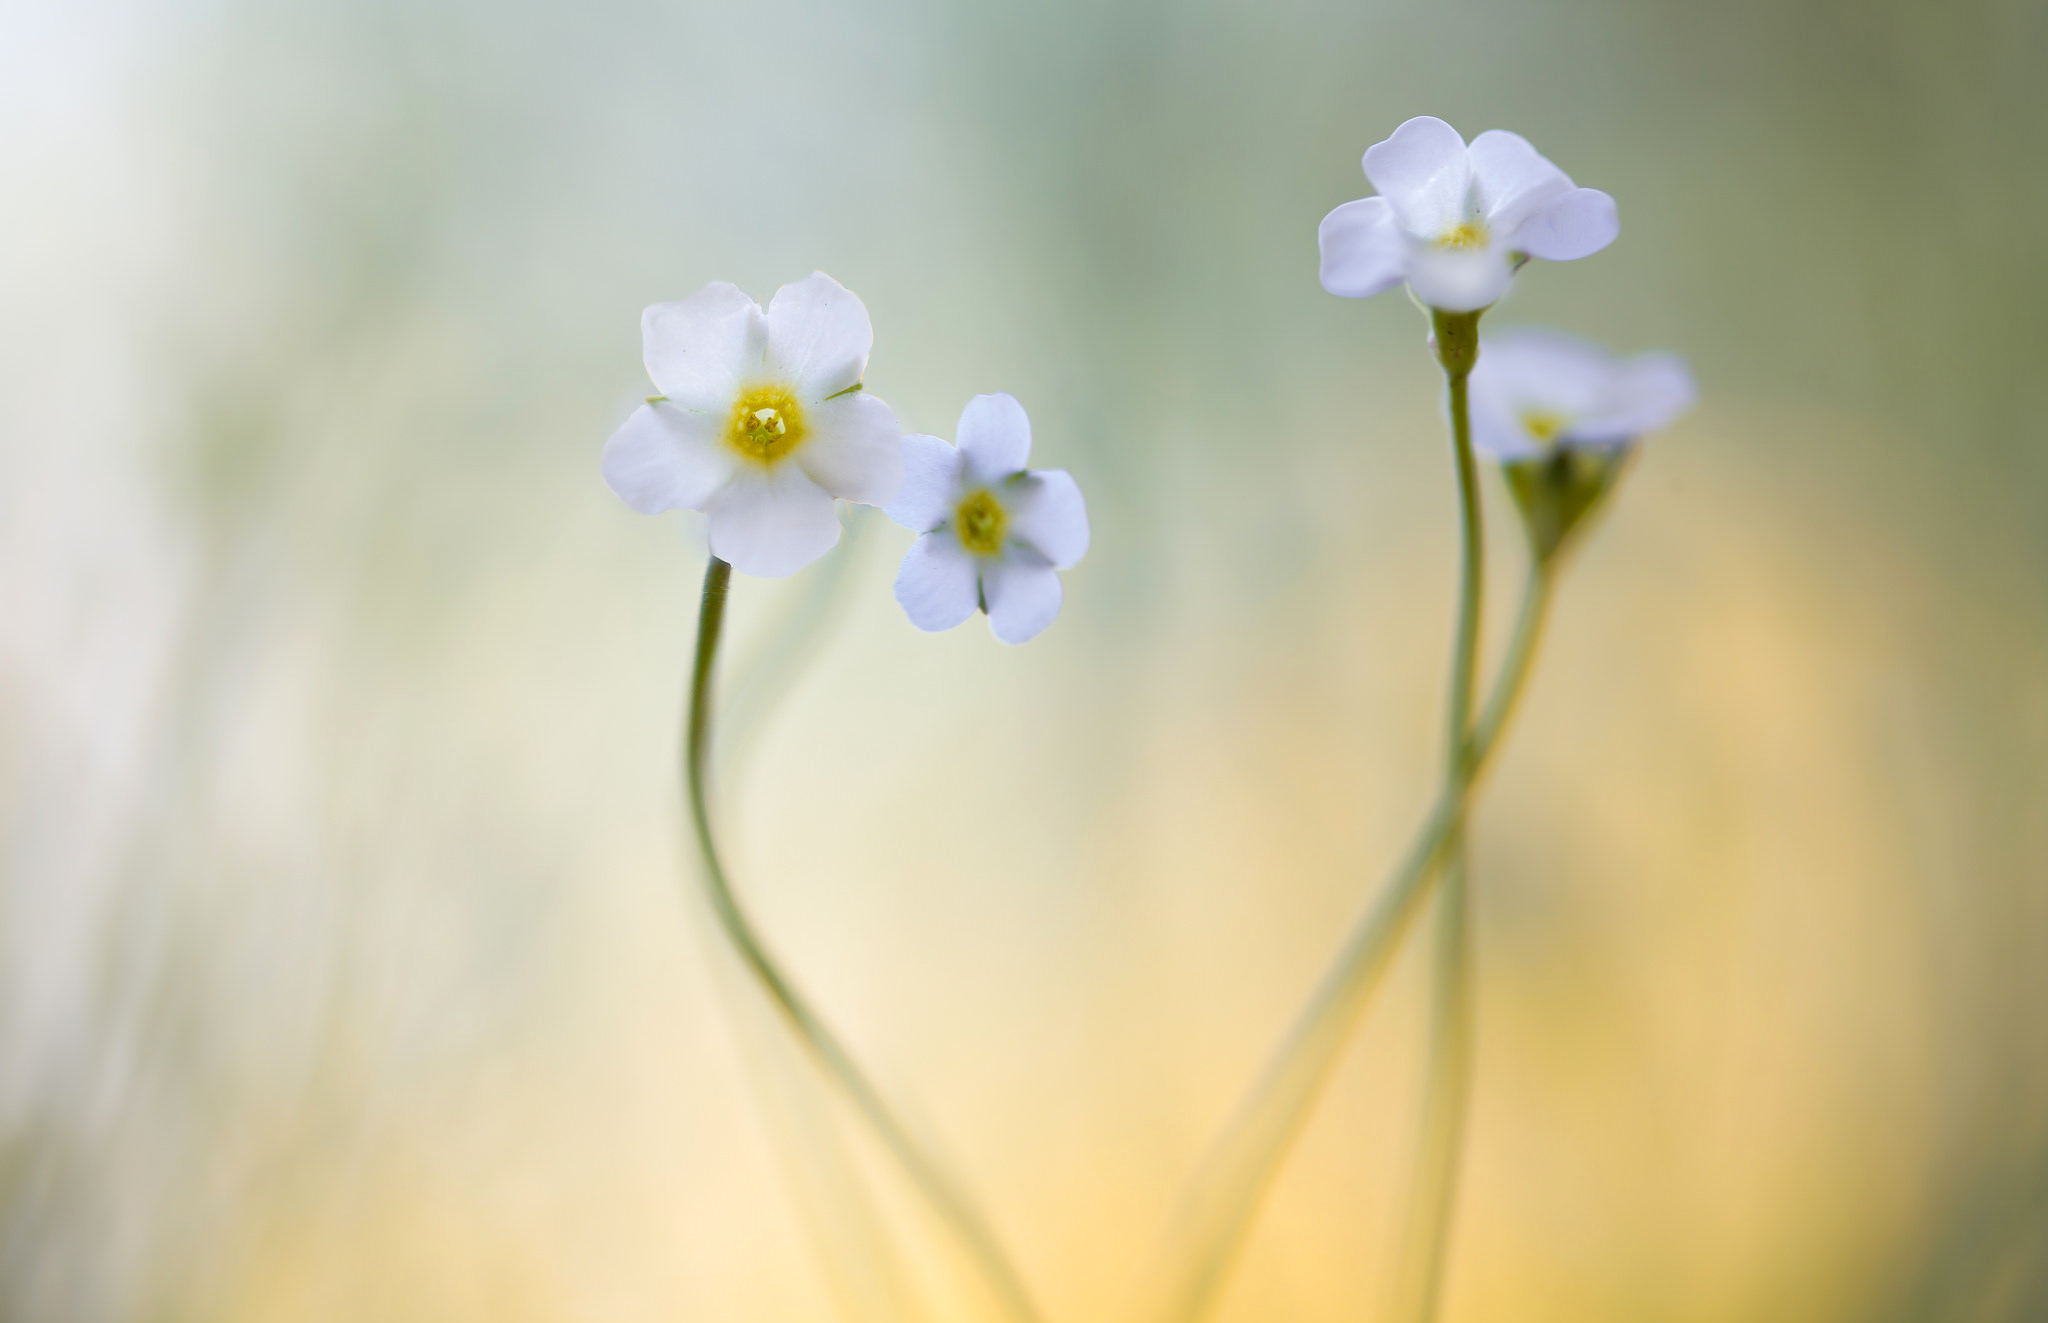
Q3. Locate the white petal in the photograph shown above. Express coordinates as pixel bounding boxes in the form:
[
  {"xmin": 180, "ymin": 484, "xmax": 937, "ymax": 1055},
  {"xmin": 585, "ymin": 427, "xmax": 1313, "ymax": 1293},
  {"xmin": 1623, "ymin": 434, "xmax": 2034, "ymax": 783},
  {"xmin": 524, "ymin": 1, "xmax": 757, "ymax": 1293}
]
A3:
[
  {"xmin": 1468, "ymin": 328, "xmax": 1612, "ymax": 458},
  {"xmin": 795, "ymin": 389, "xmax": 902, "ymax": 506},
  {"xmin": 1573, "ymin": 353, "xmax": 1696, "ymax": 445},
  {"xmin": 1469, "ymin": 328, "xmax": 1693, "ymax": 455},
  {"xmin": 601, "ymin": 403, "xmax": 738, "ymax": 514},
  {"xmin": 705, "ymin": 463, "xmax": 842, "ymax": 577},
  {"xmin": 894, "ymin": 532, "xmax": 980, "ymax": 632},
  {"xmin": 1318, "ymin": 197, "xmax": 1406, "ymax": 299},
  {"xmin": 981, "ymin": 549, "xmax": 1063, "ymax": 645},
  {"xmin": 1362, "ymin": 116, "xmax": 1471, "ymax": 238},
  {"xmin": 1512, "ymin": 188, "xmax": 1618, "ymax": 262},
  {"xmin": 957, "ymin": 392, "xmax": 1032, "ymax": 484},
  {"xmin": 643, "ymin": 283, "xmax": 767, "ymax": 409},
  {"xmin": 1465, "ymin": 373, "xmax": 1544, "ymax": 461},
  {"xmin": 764, "ymin": 271, "xmax": 873, "ymax": 401},
  {"xmin": 886, "ymin": 433, "xmax": 965, "ymax": 532},
  {"xmin": 1406, "ymin": 244, "xmax": 1513, "ymax": 313},
  {"xmin": 1479, "ymin": 327, "xmax": 1615, "ymax": 418},
  {"xmin": 1006, "ymin": 469, "xmax": 1088, "ymax": 569},
  {"xmin": 1467, "ymin": 130, "xmax": 1575, "ymax": 237}
]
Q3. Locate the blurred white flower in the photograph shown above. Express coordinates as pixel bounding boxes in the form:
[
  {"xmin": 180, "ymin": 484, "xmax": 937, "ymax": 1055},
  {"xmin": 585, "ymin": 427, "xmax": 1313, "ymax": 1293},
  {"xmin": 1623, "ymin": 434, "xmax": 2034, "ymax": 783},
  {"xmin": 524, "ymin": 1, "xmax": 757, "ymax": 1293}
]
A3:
[
  {"xmin": 1318, "ymin": 116, "xmax": 1619, "ymax": 313},
  {"xmin": 885, "ymin": 394, "xmax": 1088, "ymax": 645},
  {"xmin": 601, "ymin": 272, "xmax": 904, "ymax": 577},
  {"xmin": 1467, "ymin": 327, "xmax": 1695, "ymax": 460}
]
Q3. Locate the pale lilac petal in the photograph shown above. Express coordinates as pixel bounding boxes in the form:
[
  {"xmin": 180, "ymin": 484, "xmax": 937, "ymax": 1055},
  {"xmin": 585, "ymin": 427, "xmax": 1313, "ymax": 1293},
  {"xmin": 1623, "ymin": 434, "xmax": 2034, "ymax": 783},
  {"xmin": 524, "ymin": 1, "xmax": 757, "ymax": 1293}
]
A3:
[
  {"xmin": 1006, "ymin": 470, "xmax": 1088, "ymax": 569},
  {"xmin": 1362, "ymin": 116, "xmax": 1471, "ymax": 238},
  {"xmin": 895, "ymin": 532, "xmax": 980, "ymax": 632},
  {"xmin": 1465, "ymin": 374, "xmax": 1545, "ymax": 461},
  {"xmin": 1469, "ymin": 329, "xmax": 1693, "ymax": 456},
  {"xmin": 705, "ymin": 463, "xmax": 842, "ymax": 577},
  {"xmin": 1572, "ymin": 354, "xmax": 1696, "ymax": 446},
  {"xmin": 1479, "ymin": 328, "xmax": 1614, "ymax": 418},
  {"xmin": 600, "ymin": 403, "xmax": 737, "ymax": 514},
  {"xmin": 764, "ymin": 271, "xmax": 873, "ymax": 401},
  {"xmin": 1467, "ymin": 130, "xmax": 1575, "ymax": 236},
  {"xmin": 981, "ymin": 549, "xmax": 1063, "ymax": 645},
  {"xmin": 795, "ymin": 390, "xmax": 902, "ymax": 506},
  {"xmin": 886, "ymin": 434, "xmax": 966, "ymax": 532},
  {"xmin": 957, "ymin": 392, "xmax": 1032, "ymax": 484},
  {"xmin": 1406, "ymin": 245, "xmax": 1513, "ymax": 313},
  {"xmin": 1512, "ymin": 188, "xmax": 1619, "ymax": 262},
  {"xmin": 1318, "ymin": 197, "xmax": 1406, "ymax": 299},
  {"xmin": 643, "ymin": 284, "xmax": 767, "ymax": 409}
]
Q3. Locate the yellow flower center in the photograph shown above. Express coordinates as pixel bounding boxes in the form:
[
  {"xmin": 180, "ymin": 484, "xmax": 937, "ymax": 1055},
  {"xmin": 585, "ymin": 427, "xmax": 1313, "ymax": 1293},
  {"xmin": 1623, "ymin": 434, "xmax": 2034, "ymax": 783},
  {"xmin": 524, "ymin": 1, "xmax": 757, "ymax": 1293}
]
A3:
[
  {"xmin": 726, "ymin": 384, "xmax": 807, "ymax": 464},
  {"xmin": 1520, "ymin": 410, "xmax": 1570, "ymax": 445},
  {"xmin": 1436, "ymin": 220, "xmax": 1490, "ymax": 251},
  {"xmin": 955, "ymin": 489, "xmax": 1007, "ymax": 556}
]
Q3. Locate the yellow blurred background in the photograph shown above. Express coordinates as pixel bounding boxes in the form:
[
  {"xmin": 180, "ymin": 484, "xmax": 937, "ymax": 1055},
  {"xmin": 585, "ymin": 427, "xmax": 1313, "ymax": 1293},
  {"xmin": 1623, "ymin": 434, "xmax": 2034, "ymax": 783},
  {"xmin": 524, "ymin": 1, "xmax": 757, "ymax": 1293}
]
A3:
[{"xmin": 5, "ymin": 0, "xmax": 2047, "ymax": 1318}]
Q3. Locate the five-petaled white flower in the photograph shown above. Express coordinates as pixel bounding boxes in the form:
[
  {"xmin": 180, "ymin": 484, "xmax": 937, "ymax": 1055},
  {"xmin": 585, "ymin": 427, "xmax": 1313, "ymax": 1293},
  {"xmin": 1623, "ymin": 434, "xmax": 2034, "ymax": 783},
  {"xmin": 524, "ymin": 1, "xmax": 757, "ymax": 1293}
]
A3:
[
  {"xmin": 1319, "ymin": 116, "xmax": 1619, "ymax": 313},
  {"xmin": 601, "ymin": 272, "xmax": 904, "ymax": 577},
  {"xmin": 1468, "ymin": 327, "xmax": 1695, "ymax": 460},
  {"xmin": 886, "ymin": 394, "xmax": 1089, "ymax": 645}
]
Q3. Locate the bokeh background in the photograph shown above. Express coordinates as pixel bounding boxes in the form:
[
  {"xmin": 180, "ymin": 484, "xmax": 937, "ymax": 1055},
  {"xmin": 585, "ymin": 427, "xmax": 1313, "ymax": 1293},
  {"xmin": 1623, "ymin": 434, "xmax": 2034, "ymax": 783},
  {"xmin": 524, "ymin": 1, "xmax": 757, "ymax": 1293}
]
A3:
[{"xmin": 6, "ymin": 0, "xmax": 2048, "ymax": 1318}]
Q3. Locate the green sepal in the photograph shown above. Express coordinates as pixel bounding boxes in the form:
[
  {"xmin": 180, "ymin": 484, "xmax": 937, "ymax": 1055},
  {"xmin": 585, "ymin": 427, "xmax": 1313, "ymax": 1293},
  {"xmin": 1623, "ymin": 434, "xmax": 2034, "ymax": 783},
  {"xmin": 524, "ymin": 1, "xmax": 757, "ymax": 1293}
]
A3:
[
  {"xmin": 1429, "ymin": 307, "xmax": 1483, "ymax": 376},
  {"xmin": 1504, "ymin": 445, "xmax": 1635, "ymax": 566}
]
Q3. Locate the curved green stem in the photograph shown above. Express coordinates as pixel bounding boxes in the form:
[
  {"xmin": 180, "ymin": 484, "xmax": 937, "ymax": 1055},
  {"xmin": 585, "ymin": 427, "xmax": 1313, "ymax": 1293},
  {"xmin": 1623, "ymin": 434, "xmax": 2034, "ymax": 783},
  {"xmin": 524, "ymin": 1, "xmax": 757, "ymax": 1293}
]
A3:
[
  {"xmin": 1132, "ymin": 563, "xmax": 1553, "ymax": 1323},
  {"xmin": 1391, "ymin": 562, "xmax": 1552, "ymax": 1322},
  {"xmin": 1467, "ymin": 567, "xmax": 1552, "ymax": 772},
  {"xmin": 1391, "ymin": 848, "xmax": 1474, "ymax": 1323},
  {"xmin": 683, "ymin": 556, "xmax": 1042, "ymax": 1323},
  {"xmin": 1438, "ymin": 312, "xmax": 1485, "ymax": 778},
  {"xmin": 1390, "ymin": 309, "xmax": 1487, "ymax": 1323}
]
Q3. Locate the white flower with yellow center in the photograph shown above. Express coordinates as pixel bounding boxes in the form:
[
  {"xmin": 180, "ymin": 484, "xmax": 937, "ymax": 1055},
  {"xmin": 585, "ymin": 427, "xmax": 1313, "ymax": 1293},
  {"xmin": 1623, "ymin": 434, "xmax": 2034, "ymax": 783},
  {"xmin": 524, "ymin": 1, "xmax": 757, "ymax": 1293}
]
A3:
[
  {"xmin": 1319, "ymin": 116, "xmax": 1619, "ymax": 313},
  {"xmin": 885, "ymin": 393, "xmax": 1089, "ymax": 645},
  {"xmin": 601, "ymin": 272, "xmax": 904, "ymax": 577},
  {"xmin": 1467, "ymin": 327, "xmax": 1695, "ymax": 460}
]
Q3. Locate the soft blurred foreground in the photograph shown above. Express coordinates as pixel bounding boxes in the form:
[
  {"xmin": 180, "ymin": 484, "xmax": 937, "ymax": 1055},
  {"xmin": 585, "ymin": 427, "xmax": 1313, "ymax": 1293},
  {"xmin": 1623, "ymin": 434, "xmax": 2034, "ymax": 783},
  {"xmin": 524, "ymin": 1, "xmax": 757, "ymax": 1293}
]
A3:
[{"xmin": 5, "ymin": 0, "xmax": 2048, "ymax": 1319}]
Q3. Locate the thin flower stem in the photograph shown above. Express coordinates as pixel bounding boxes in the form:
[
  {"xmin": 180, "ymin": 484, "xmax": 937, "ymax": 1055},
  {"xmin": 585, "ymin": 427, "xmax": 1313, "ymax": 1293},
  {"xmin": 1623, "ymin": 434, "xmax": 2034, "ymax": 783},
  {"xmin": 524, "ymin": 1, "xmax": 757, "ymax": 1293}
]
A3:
[
  {"xmin": 1389, "ymin": 312, "xmax": 1487, "ymax": 1323},
  {"xmin": 1390, "ymin": 565, "xmax": 1552, "ymax": 1323},
  {"xmin": 1133, "ymin": 563, "xmax": 1553, "ymax": 1323},
  {"xmin": 1439, "ymin": 315, "xmax": 1485, "ymax": 777},
  {"xmin": 1389, "ymin": 842, "xmax": 1474, "ymax": 1323},
  {"xmin": 683, "ymin": 556, "xmax": 1043, "ymax": 1323}
]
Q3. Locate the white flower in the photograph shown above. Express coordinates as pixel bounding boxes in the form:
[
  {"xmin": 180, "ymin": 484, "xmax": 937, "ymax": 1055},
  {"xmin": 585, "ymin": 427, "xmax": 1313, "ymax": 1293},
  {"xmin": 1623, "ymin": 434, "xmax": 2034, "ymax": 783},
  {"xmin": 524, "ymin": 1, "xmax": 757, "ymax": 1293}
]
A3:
[
  {"xmin": 885, "ymin": 394, "xmax": 1089, "ymax": 645},
  {"xmin": 601, "ymin": 272, "xmax": 904, "ymax": 577},
  {"xmin": 1467, "ymin": 327, "xmax": 1695, "ymax": 460},
  {"xmin": 1318, "ymin": 116, "xmax": 1619, "ymax": 313}
]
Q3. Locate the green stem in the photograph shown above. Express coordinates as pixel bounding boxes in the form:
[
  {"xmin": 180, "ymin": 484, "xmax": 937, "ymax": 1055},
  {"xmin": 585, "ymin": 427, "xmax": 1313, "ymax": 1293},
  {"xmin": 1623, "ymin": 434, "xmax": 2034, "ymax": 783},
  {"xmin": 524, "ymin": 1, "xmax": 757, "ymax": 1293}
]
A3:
[
  {"xmin": 684, "ymin": 556, "xmax": 1042, "ymax": 1323},
  {"xmin": 1391, "ymin": 566, "xmax": 1552, "ymax": 1323},
  {"xmin": 1438, "ymin": 310, "xmax": 1485, "ymax": 779},
  {"xmin": 1133, "ymin": 564, "xmax": 1553, "ymax": 1323},
  {"xmin": 1473, "ymin": 566, "xmax": 1553, "ymax": 773},
  {"xmin": 1390, "ymin": 310, "xmax": 1487, "ymax": 1323},
  {"xmin": 1390, "ymin": 846, "xmax": 1473, "ymax": 1323}
]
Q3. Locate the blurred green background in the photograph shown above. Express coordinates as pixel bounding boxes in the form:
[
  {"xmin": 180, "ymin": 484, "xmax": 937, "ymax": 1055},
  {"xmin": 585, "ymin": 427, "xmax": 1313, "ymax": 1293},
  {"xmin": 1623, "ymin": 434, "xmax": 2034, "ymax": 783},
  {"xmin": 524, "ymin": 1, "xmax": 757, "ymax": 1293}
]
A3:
[{"xmin": 4, "ymin": 0, "xmax": 2047, "ymax": 1318}]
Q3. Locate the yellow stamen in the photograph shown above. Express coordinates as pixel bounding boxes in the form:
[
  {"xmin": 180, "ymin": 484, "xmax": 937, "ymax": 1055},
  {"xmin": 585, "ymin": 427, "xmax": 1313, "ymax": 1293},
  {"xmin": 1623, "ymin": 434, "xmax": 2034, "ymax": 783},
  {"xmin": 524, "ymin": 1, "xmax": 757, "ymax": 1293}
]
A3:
[
  {"xmin": 1520, "ymin": 410, "xmax": 1570, "ymax": 445},
  {"xmin": 726, "ymin": 384, "xmax": 807, "ymax": 464},
  {"xmin": 1436, "ymin": 220, "xmax": 1489, "ymax": 251},
  {"xmin": 955, "ymin": 489, "xmax": 1007, "ymax": 556}
]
